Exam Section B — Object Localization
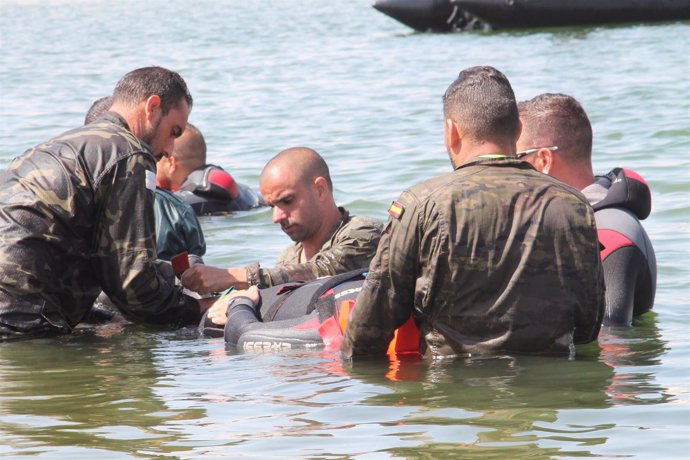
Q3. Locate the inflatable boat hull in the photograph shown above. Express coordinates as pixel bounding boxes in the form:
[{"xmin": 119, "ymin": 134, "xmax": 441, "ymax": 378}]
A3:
[
  {"xmin": 373, "ymin": 0, "xmax": 690, "ymax": 31},
  {"xmin": 374, "ymin": 0, "xmax": 456, "ymax": 32},
  {"xmin": 457, "ymin": 0, "xmax": 690, "ymax": 29}
]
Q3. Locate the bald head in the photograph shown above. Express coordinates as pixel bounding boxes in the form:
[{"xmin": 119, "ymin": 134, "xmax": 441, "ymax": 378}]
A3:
[
  {"xmin": 261, "ymin": 147, "xmax": 333, "ymax": 191},
  {"xmin": 172, "ymin": 122, "xmax": 206, "ymax": 172},
  {"xmin": 259, "ymin": 147, "xmax": 341, "ymax": 252},
  {"xmin": 517, "ymin": 93, "xmax": 593, "ymax": 167}
]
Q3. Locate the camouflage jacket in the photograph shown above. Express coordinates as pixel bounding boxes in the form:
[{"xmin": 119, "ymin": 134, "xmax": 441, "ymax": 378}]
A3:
[
  {"xmin": 246, "ymin": 208, "xmax": 383, "ymax": 288},
  {"xmin": 155, "ymin": 187, "xmax": 206, "ymax": 263},
  {"xmin": 342, "ymin": 157, "xmax": 605, "ymax": 358},
  {"xmin": 0, "ymin": 113, "xmax": 200, "ymax": 336}
]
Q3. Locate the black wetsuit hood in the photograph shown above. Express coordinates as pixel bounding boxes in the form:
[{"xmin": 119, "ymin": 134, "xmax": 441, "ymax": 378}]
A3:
[{"xmin": 590, "ymin": 168, "xmax": 651, "ymax": 220}]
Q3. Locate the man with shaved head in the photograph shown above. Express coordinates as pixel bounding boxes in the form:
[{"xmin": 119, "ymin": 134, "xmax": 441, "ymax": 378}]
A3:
[
  {"xmin": 156, "ymin": 122, "xmax": 207, "ymax": 192},
  {"xmin": 181, "ymin": 147, "xmax": 383, "ymax": 294},
  {"xmin": 157, "ymin": 122, "xmax": 265, "ymax": 215}
]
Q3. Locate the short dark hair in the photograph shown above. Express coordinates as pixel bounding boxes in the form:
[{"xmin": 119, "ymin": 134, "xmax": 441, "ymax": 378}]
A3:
[
  {"xmin": 112, "ymin": 66, "xmax": 193, "ymax": 115},
  {"xmin": 442, "ymin": 66, "xmax": 519, "ymax": 144},
  {"xmin": 517, "ymin": 93, "xmax": 592, "ymax": 165},
  {"xmin": 84, "ymin": 96, "xmax": 113, "ymax": 124}
]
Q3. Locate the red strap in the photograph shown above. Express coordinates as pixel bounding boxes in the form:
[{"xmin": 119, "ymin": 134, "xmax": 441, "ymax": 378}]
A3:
[
  {"xmin": 317, "ymin": 300, "xmax": 353, "ymax": 351},
  {"xmin": 622, "ymin": 168, "xmax": 647, "ymax": 186},
  {"xmin": 599, "ymin": 229, "xmax": 634, "ymax": 260},
  {"xmin": 208, "ymin": 169, "xmax": 239, "ymax": 199}
]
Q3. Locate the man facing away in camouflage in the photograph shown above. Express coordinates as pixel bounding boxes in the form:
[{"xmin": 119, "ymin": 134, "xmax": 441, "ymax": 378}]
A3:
[
  {"xmin": 181, "ymin": 147, "xmax": 383, "ymax": 295},
  {"xmin": 0, "ymin": 66, "xmax": 214, "ymax": 339},
  {"xmin": 342, "ymin": 66, "xmax": 605, "ymax": 358}
]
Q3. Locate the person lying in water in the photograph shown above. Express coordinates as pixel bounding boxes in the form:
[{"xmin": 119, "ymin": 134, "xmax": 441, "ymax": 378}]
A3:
[{"xmin": 157, "ymin": 122, "xmax": 265, "ymax": 215}]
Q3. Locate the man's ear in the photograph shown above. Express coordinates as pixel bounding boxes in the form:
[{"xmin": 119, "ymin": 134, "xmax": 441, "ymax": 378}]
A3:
[
  {"xmin": 444, "ymin": 118, "xmax": 460, "ymax": 151},
  {"xmin": 537, "ymin": 148, "xmax": 554, "ymax": 175},
  {"xmin": 144, "ymin": 95, "xmax": 162, "ymax": 122},
  {"xmin": 313, "ymin": 176, "xmax": 330, "ymax": 200}
]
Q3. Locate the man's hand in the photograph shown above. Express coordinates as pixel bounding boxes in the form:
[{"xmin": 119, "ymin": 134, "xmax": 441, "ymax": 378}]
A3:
[
  {"xmin": 207, "ymin": 286, "xmax": 260, "ymax": 326},
  {"xmin": 181, "ymin": 265, "xmax": 243, "ymax": 294}
]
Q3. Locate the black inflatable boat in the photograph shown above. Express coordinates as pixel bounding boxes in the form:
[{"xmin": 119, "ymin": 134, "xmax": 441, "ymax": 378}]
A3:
[{"xmin": 373, "ymin": 0, "xmax": 690, "ymax": 32}]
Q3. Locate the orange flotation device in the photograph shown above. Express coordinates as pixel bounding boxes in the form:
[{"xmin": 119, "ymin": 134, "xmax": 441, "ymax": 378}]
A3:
[{"xmin": 318, "ymin": 299, "xmax": 420, "ymax": 356}]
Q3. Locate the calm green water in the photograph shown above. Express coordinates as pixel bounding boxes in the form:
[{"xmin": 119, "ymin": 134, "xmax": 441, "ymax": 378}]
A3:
[{"xmin": 1, "ymin": 1, "xmax": 689, "ymax": 458}]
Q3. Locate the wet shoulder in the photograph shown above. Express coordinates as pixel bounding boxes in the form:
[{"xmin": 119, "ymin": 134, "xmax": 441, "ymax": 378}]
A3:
[
  {"xmin": 43, "ymin": 119, "xmax": 144, "ymax": 158},
  {"xmin": 402, "ymin": 170, "xmax": 458, "ymax": 205},
  {"xmin": 347, "ymin": 214, "xmax": 384, "ymax": 231},
  {"xmin": 400, "ymin": 163, "xmax": 591, "ymax": 212}
]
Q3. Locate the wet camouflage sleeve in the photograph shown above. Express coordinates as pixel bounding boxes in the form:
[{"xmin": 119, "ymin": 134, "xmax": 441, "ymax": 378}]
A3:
[
  {"xmin": 248, "ymin": 215, "xmax": 383, "ymax": 288},
  {"xmin": 94, "ymin": 155, "xmax": 200, "ymax": 326},
  {"xmin": 341, "ymin": 193, "xmax": 421, "ymax": 357}
]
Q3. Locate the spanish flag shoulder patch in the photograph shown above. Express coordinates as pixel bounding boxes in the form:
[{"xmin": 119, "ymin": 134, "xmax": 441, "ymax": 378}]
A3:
[{"xmin": 388, "ymin": 201, "xmax": 405, "ymax": 219}]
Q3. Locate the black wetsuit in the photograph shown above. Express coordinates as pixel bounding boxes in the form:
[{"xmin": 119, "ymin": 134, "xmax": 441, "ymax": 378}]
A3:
[
  {"xmin": 583, "ymin": 168, "xmax": 657, "ymax": 326},
  {"xmin": 199, "ymin": 270, "xmax": 366, "ymax": 350}
]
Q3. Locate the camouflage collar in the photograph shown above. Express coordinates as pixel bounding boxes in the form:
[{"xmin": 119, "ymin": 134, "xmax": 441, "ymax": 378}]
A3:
[
  {"xmin": 455, "ymin": 155, "xmax": 533, "ymax": 171},
  {"xmin": 98, "ymin": 112, "xmax": 154, "ymax": 156},
  {"xmin": 320, "ymin": 207, "xmax": 350, "ymax": 249},
  {"xmin": 100, "ymin": 111, "xmax": 130, "ymax": 131},
  {"xmin": 292, "ymin": 207, "xmax": 351, "ymax": 256}
]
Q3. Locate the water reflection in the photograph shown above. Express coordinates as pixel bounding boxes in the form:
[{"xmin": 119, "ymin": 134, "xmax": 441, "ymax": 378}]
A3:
[
  {"xmin": 0, "ymin": 310, "xmax": 670, "ymax": 458},
  {"xmin": 597, "ymin": 311, "xmax": 671, "ymax": 405},
  {"xmin": 343, "ymin": 355, "xmax": 608, "ymax": 457},
  {"xmin": 342, "ymin": 314, "xmax": 669, "ymax": 458},
  {"xmin": 0, "ymin": 326, "xmax": 205, "ymax": 457}
]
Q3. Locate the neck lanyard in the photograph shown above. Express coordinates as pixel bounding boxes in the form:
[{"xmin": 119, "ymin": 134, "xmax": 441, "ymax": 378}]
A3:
[{"xmin": 476, "ymin": 154, "xmax": 507, "ymax": 159}]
